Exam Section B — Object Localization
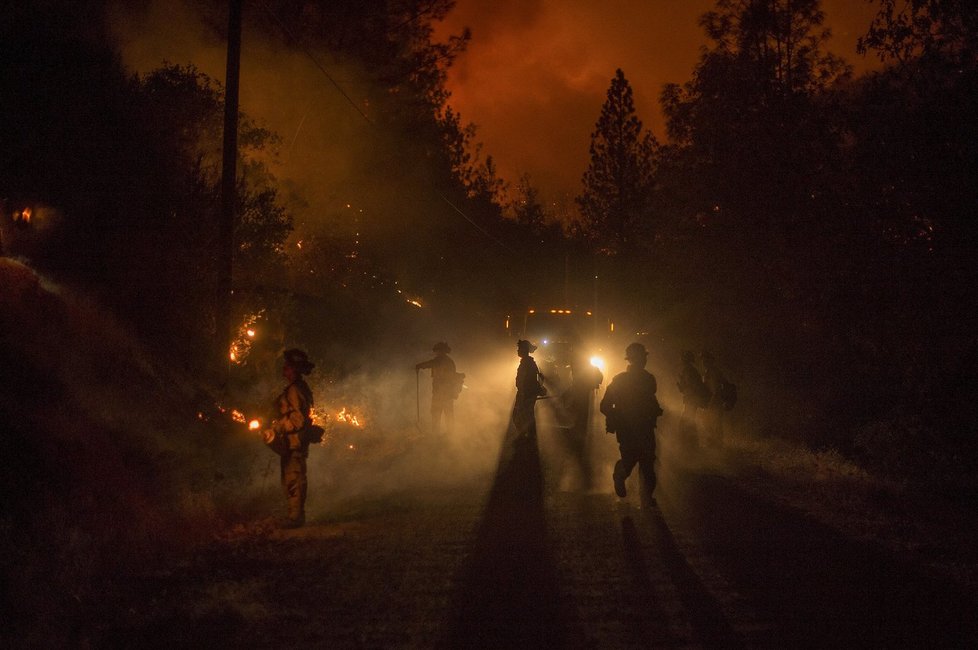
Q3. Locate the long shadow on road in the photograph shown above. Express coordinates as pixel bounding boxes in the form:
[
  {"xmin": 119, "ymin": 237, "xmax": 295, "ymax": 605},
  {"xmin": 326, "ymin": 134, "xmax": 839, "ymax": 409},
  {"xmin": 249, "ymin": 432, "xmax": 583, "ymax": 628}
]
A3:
[
  {"xmin": 443, "ymin": 426, "xmax": 576, "ymax": 649},
  {"xmin": 663, "ymin": 472, "xmax": 978, "ymax": 648},
  {"xmin": 633, "ymin": 509, "xmax": 744, "ymax": 648}
]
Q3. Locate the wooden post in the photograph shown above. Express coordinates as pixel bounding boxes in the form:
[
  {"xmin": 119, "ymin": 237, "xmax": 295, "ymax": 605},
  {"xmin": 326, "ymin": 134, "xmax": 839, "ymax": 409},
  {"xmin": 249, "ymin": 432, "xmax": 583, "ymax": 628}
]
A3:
[{"xmin": 218, "ymin": 0, "xmax": 242, "ymax": 385}]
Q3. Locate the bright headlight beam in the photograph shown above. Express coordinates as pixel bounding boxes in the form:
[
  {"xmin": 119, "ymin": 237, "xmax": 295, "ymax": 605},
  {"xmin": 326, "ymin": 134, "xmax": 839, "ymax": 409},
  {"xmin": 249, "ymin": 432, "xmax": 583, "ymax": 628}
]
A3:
[{"xmin": 590, "ymin": 355, "xmax": 605, "ymax": 372}]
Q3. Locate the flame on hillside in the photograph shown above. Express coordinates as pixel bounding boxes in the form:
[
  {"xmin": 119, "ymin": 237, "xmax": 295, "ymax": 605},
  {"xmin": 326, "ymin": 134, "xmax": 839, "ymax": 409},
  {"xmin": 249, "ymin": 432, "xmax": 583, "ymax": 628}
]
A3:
[{"xmin": 229, "ymin": 311, "xmax": 263, "ymax": 364}]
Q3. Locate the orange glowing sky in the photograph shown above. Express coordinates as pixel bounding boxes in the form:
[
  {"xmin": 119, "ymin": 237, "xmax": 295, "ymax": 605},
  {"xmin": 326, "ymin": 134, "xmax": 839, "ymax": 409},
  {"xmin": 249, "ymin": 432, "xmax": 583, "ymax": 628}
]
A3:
[
  {"xmin": 114, "ymin": 1, "xmax": 883, "ymax": 212},
  {"xmin": 436, "ymin": 0, "xmax": 881, "ymax": 202}
]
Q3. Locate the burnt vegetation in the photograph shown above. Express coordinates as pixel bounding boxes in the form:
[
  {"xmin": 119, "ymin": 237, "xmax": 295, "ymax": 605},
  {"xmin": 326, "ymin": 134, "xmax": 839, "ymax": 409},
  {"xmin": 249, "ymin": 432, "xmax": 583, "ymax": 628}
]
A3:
[{"xmin": 1, "ymin": 0, "xmax": 977, "ymax": 643}]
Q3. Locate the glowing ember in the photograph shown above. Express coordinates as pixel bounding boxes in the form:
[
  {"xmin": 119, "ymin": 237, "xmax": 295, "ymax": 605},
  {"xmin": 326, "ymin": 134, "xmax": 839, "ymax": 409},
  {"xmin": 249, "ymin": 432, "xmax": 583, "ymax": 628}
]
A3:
[
  {"xmin": 230, "ymin": 409, "xmax": 246, "ymax": 424},
  {"xmin": 13, "ymin": 207, "xmax": 31, "ymax": 223},
  {"xmin": 406, "ymin": 299, "xmax": 423, "ymax": 308}
]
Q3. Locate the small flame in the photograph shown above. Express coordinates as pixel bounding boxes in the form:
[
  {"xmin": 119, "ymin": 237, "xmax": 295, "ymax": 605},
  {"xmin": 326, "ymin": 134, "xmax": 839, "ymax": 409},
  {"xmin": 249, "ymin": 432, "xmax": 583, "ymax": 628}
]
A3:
[
  {"xmin": 336, "ymin": 407, "xmax": 364, "ymax": 428},
  {"xmin": 248, "ymin": 419, "xmax": 261, "ymax": 430},
  {"xmin": 230, "ymin": 409, "xmax": 246, "ymax": 424}
]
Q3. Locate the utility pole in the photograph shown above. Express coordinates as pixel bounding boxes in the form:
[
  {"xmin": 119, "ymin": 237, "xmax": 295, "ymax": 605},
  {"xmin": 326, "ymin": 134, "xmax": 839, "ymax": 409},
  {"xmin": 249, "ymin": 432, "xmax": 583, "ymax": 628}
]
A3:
[{"xmin": 218, "ymin": 0, "xmax": 242, "ymax": 386}]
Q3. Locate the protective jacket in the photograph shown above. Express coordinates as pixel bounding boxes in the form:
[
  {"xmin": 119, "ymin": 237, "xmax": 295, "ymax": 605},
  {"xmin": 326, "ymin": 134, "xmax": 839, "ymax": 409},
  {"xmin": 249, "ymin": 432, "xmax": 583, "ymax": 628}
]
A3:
[
  {"xmin": 516, "ymin": 355, "xmax": 545, "ymax": 399},
  {"xmin": 513, "ymin": 355, "xmax": 545, "ymax": 438},
  {"xmin": 600, "ymin": 367, "xmax": 661, "ymax": 446},
  {"xmin": 269, "ymin": 379, "xmax": 314, "ymax": 456},
  {"xmin": 417, "ymin": 353, "xmax": 457, "ymax": 402}
]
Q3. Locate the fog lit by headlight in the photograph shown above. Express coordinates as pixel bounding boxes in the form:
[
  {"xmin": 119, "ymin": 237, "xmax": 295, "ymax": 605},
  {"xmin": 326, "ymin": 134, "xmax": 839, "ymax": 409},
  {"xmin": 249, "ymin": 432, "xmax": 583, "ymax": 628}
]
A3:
[{"xmin": 590, "ymin": 356, "xmax": 605, "ymax": 372}]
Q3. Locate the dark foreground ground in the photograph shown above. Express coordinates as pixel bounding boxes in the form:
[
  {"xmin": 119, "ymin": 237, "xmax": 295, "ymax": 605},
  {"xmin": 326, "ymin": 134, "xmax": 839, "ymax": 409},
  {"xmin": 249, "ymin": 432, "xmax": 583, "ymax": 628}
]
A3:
[{"xmin": 88, "ymin": 429, "xmax": 977, "ymax": 649}]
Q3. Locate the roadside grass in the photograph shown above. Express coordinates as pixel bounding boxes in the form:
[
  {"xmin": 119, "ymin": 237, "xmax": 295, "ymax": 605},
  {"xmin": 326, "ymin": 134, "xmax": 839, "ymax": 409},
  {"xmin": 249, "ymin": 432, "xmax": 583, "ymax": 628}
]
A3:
[{"xmin": 714, "ymin": 432, "xmax": 978, "ymax": 594}]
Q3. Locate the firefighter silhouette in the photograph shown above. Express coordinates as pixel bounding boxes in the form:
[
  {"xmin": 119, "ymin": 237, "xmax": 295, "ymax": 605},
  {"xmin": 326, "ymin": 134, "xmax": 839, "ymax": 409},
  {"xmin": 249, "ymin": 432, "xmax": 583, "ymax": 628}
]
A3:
[
  {"xmin": 415, "ymin": 341, "xmax": 458, "ymax": 435},
  {"xmin": 513, "ymin": 339, "xmax": 546, "ymax": 442},
  {"xmin": 677, "ymin": 349, "xmax": 709, "ymax": 439},
  {"xmin": 560, "ymin": 349, "xmax": 603, "ymax": 489},
  {"xmin": 600, "ymin": 342, "xmax": 662, "ymax": 505},
  {"xmin": 262, "ymin": 348, "xmax": 316, "ymax": 528}
]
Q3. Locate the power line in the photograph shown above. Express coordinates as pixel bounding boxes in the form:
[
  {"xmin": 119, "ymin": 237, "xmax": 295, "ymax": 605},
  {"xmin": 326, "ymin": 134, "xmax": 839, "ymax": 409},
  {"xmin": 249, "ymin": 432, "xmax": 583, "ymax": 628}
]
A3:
[{"xmin": 258, "ymin": 2, "xmax": 374, "ymax": 125}]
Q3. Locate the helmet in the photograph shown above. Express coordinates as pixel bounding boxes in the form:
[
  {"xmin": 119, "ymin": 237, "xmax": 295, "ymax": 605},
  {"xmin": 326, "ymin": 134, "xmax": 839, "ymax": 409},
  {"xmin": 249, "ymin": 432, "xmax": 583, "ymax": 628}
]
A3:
[
  {"xmin": 517, "ymin": 339, "xmax": 537, "ymax": 354},
  {"xmin": 624, "ymin": 342, "xmax": 648, "ymax": 361},
  {"xmin": 433, "ymin": 341, "xmax": 451, "ymax": 353},
  {"xmin": 283, "ymin": 348, "xmax": 315, "ymax": 375}
]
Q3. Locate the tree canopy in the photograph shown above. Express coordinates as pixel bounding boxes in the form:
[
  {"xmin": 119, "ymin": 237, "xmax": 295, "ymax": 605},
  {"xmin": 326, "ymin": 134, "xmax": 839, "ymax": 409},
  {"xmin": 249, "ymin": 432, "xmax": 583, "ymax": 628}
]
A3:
[{"xmin": 577, "ymin": 69, "xmax": 658, "ymax": 256}]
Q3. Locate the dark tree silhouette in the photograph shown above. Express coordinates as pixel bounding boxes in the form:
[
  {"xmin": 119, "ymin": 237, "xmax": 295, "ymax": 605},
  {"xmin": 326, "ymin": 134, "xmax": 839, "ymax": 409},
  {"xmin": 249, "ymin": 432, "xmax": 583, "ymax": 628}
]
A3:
[
  {"xmin": 510, "ymin": 174, "xmax": 550, "ymax": 236},
  {"xmin": 577, "ymin": 69, "xmax": 658, "ymax": 256},
  {"xmin": 859, "ymin": 0, "xmax": 978, "ymax": 64},
  {"xmin": 660, "ymin": 0, "xmax": 849, "ymax": 224}
]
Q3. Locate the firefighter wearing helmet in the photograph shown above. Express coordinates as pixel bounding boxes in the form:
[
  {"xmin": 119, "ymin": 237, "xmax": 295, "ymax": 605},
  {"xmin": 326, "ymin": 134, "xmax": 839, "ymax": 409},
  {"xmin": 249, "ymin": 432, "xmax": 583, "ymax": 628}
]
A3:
[
  {"xmin": 415, "ymin": 341, "xmax": 458, "ymax": 435},
  {"xmin": 263, "ymin": 348, "xmax": 316, "ymax": 528},
  {"xmin": 600, "ymin": 342, "xmax": 663, "ymax": 505},
  {"xmin": 513, "ymin": 339, "xmax": 547, "ymax": 441}
]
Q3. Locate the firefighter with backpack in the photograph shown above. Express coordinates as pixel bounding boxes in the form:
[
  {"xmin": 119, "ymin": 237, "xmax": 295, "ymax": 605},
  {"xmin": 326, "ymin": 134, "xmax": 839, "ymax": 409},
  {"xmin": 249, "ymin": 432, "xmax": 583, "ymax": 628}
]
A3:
[
  {"xmin": 702, "ymin": 351, "xmax": 736, "ymax": 446},
  {"xmin": 600, "ymin": 342, "xmax": 663, "ymax": 506},
  {"xmin": 416, "ymin": 341, "xmax": 463, "ymax": 436},
  {"xmin": 677, "ymin": 349, "xmax": 710, "ymax": 437}
]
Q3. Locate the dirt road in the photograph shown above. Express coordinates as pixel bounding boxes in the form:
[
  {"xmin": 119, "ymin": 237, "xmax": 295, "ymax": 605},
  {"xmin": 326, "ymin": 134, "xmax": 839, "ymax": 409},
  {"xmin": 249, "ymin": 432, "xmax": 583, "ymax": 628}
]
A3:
[{"xmin": 101, "ymin": 430, "xmax": 978, "ymax": 648}]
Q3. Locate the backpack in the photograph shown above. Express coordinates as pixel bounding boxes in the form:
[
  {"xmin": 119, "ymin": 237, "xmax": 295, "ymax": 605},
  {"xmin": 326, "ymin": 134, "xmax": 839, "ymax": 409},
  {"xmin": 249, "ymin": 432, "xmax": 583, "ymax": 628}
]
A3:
[
  {"xmin": 452, "ymin": 372, "xmax": 466, "ymax": 399},
  {"xmin": 716, "ymin": 379, "xmax": 737, "ymax": 411}
]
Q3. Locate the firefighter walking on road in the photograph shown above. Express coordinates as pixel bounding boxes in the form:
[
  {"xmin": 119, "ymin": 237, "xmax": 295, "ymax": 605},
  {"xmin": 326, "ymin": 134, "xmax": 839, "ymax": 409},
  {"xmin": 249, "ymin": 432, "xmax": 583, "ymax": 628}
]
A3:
[
  {"xmin": 416, "ymin": 341, "xmax": 458, "ymax": 436},
  {"xmin": 600, "ymin": 342, "xmax": 663, "ymax": 506},
  {"xmin": 513, "ymin": 339, "xmax": 546, "ymax": 442},
  {"xmin": 701, "ymin": 351, "xmax": 733, "ymax": 446},
  {"xmin": 677, "ymin": 350, "xmax": 710, "ymax": 439},
  {"xmin": 263, "ymin": 348, "xmax": 316, "ymax": 528},
  {"xmin": 562, "ymin": 350, "xmax": 603, "ymax": 489}
]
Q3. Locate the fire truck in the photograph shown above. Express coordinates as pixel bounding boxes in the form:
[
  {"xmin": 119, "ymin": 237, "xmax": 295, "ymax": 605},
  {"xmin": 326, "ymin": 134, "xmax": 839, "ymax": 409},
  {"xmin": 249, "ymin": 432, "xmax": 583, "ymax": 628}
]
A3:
[{"xmin": 505, "ymin": 307, "xmax": 618, "ymax": 387}]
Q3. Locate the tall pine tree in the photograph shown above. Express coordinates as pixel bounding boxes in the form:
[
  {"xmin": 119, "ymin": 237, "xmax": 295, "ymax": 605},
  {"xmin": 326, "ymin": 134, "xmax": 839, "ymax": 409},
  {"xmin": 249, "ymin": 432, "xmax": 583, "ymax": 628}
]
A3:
[{"xmin": 576, "ymin": 69, "xmax": 658, "ymax": 255}]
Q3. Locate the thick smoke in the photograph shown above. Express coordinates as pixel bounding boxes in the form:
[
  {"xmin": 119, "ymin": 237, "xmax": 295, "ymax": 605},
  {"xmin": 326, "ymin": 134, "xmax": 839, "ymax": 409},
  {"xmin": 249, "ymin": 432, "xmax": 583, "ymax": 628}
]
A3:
[{"xmin": 109, "ymin": 0, "xmax": 449, "ymax": 255}]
